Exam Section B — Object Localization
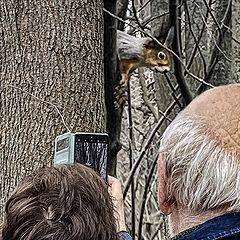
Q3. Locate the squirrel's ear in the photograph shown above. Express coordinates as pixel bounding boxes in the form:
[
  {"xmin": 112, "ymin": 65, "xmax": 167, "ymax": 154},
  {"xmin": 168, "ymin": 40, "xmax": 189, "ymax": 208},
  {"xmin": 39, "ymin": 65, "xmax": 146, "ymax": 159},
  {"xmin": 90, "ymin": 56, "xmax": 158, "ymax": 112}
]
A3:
[
  {"xmin": 144, "ymin": 40, "xmax": 156, "ymax": 49},
  {"xmin": 164, "ymin": 27, "xmax": 174, "ymax": 49}
]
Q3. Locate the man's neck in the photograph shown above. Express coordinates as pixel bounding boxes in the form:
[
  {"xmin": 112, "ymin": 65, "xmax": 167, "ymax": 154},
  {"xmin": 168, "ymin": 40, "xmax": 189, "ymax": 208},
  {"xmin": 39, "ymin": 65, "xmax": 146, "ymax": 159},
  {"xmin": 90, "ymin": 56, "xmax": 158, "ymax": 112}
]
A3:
[{"xmin": 168, "ymin": 207, "xmax": 225, "ymax": 237}]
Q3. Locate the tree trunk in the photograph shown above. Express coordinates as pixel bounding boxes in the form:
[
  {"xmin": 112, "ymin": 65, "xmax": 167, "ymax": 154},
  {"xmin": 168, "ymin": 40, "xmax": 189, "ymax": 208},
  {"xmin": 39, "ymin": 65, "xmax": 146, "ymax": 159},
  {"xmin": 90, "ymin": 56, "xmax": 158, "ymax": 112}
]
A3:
[
  {"xmin": 232, "ymin": 0, "xmax": 240, "ymax": 83},
  {"xmin": 184, "ymin": 0, "xmax": 208, "ymax": 94},
  {"xmin": 205, "ymin": 0, "xmax": 232, "ymax": 87},
  {"xmin": 197, "ymin": 0, "xmax": 235, "ymax": 93},
  {"xmin": 0, "ymin": 0, "xmax": 104, "ymax": 221},
  {"xmin": 104, "ymin": 0, "xmax": 124, "ymax": 176}
]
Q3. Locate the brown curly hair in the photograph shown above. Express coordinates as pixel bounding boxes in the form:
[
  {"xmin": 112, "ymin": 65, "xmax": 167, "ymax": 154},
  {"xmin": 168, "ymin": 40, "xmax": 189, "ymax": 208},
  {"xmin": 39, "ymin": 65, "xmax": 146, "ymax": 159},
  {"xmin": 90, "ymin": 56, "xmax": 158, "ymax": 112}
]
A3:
[{"xmin": 2, "ymin": 163, "xmax": 119, "ymax": 240}]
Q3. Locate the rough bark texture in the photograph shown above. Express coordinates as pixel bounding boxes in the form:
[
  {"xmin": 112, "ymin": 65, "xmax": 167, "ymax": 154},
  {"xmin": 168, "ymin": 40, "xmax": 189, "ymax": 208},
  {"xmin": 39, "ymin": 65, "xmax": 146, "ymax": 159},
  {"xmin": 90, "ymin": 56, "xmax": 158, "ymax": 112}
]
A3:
[
  {"xmin": 104, "ymin": 0, "xmax": 123, "ymax": 176},
  {"xmin": 0, "ymin": 0, "xmax": 104, "ymax": 221},
  {"xmin": 231, "ymin": 0, "xmax": 240, "ymax": 82},
  {"xmin": 206, "ymin": 0, "xmax": 232, "ymax": 87}
]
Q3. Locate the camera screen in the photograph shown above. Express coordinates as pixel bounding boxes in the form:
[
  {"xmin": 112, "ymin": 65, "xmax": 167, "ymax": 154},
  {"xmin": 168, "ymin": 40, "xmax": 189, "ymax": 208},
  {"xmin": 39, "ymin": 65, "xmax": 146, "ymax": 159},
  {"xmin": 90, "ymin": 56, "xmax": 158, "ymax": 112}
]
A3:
[
  {"xmin": 56, "ymin": 137, "xmax": 69, "ymax": 152},
  {"xmin": 74, "ymin": 134, "xmax": 108, "ymax": 182}
]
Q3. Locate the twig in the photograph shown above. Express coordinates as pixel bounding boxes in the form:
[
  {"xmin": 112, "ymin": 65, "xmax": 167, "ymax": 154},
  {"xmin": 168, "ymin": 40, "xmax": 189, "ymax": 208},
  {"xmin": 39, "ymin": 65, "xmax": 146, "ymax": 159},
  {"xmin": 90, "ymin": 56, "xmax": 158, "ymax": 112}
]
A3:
[
  {"xmin": 150, "ymin": 221, "xmax": 164, "ymax": 240},
  {"xmin": 169, "ymin": 0, "xmax": 192, "ymax": 105},
  {"xmin": 202, "ymin": 0, "xmax": 222, "ymax": 40},
  {"xmin": 164, "ymin": 72, "xmax": 182, "ymax": 109},
  {"xmin": 131, "ymin": 0, "xmax": 145, "ymax": 31},
  {"xmin": 184, "ymin": 1, "xmax": 208, "ymax": 78},
  {"xmin": 194, "ymin": 1, "xmax": 231, "ymax": 62},
  {"xmin": 117, "ymin": 0, "xmax": 129, "ymax": 31},
  {"xmin": 127, "ymin": 81, "xmax": 136, "ymax": 239},
  {"xmin": 5, "ymin": 84, "xmax": 70, "ymax": 132},
  {"xmin": 222, "ymin": 24, "xmax": 240, "ymax": 45},
  {"xmin": 197, "ymin": 0, "xmax": 232, "ymax": 93},
  {"xmin": 141, "ymin": 12, "xmax": 169, "ymax": 27},
  {"xmin": 138, "ymin": 0, "xmax": 151, "ymax": 13},
  {"xmin": 128, "ymin": 12, "xmax": 169, "ymax": 35}
]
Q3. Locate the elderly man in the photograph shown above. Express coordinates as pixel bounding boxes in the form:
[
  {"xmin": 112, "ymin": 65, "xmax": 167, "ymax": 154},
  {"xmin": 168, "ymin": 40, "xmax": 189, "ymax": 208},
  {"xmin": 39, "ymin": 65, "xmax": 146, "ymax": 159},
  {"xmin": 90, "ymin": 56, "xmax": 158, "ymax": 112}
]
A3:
[{"xmin": 158, "ymin": 84, "xmax": 240, "ymax": 239}]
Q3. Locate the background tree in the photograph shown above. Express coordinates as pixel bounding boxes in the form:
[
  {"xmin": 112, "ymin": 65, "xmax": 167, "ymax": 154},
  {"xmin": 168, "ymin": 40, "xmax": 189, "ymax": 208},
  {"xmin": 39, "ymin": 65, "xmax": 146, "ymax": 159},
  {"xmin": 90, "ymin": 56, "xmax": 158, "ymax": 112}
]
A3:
[
  {"xmin": 0, "ymin": 0, "xmax": 105, "ymax": 221},
  {"xmin": 112, "ymin": 0, "xmax": 240, "ymax": 239}
]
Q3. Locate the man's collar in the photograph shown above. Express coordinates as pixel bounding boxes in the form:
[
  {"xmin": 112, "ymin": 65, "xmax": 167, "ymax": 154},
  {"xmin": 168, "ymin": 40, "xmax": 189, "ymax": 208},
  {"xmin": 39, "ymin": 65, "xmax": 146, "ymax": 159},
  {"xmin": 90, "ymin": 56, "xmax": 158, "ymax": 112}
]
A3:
[
  {"xmin": 171, "ymin": 226, "xmax": 197, "ymax": 240},
  {"xmin": 171, "ymin": 213, "xmax": 240, "ymax": 240}
]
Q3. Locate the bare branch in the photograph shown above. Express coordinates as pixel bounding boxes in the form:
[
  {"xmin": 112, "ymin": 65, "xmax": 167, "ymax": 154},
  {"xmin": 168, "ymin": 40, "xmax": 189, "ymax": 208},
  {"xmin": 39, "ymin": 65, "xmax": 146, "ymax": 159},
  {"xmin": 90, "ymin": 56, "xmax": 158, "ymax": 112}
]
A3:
[
  {"xmin": 169, "ymin": 0, "xmax": 192, "ymax": 105},
  {"xmin": 201, "ymin": 0, "xmax": 222, "ymax": 40},
  {"xmin": 131, "ymin": 0, "xmax": 145, "ymax": 31},
  {"xmin": 185, "ymin": 0, "xmax": 213, "ymax": 77},
  {"xmin": 222, "ymin": 24, "xmax": 240, "ymax": 45},
  {"xmin": 117, "ymin": 0, "xmax": 129, "ymax": 30},
  {"xmin": 126, "ymin": 80, "xmax": 136, "ymax": 238},
  {"xmin": 164, "ymin": 72, "xmax": 182, "ymax": 109},
  {"xmin": 150, "ymin": 221, "xmax": 164, "ymax": 240},
  {"xmin": 138, "ymin": 0, "xmax": 152, "ymax": 13},
  {"xmin": 184, "ymin": 1, "xmax": 208, "ymax": 78}
]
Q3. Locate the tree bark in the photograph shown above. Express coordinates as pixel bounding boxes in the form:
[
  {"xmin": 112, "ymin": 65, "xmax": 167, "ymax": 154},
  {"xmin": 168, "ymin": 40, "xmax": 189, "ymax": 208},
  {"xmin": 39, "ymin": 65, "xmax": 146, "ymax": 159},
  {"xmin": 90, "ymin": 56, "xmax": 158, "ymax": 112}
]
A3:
[
  {"xmin": 232, "ymin": 0, "xmax": 240, "ymax": 83},
  {"xmin": 197, "ymin": 0, "xmax": 236, "ymax": 93},
  {"xmin": 206, "ymin": 0, "xmax": 232, "ymax": 87},
  {"xmin": 0, "ymin": 0, "xmax": 104, "ymax": 221},
  {"xmin": 104, "ymin": 0, "xmax": 123, "ymax": 176}
]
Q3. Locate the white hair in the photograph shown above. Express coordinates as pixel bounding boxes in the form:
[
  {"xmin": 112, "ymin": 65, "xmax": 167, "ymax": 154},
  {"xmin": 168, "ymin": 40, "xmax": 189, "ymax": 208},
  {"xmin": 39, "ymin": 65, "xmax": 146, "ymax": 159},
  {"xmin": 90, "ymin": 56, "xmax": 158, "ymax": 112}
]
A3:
[{"xmin": 159, "ymin": 112, "xmax": 240, "ymax": 213}]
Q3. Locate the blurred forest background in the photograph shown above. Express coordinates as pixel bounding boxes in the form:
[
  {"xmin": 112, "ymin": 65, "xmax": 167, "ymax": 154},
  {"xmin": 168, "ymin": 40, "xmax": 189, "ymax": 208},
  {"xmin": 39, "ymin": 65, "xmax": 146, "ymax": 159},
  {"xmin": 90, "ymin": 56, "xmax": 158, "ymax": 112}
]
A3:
[
  {"xmin": 0, "ymin": 0, "xmax": 240, "ymax": 239},
  {"xmin": 111, "ymin": 0, "xmax": 240, "ymax": 239}
]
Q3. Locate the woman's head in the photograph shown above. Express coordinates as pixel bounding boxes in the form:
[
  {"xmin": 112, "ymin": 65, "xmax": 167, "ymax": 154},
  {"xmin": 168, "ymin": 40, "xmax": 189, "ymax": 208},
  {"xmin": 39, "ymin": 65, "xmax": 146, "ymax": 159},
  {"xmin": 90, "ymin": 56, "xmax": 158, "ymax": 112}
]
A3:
[{"xmin": 2, "ymin": 163, "xmax": 118, "ymax": 240}]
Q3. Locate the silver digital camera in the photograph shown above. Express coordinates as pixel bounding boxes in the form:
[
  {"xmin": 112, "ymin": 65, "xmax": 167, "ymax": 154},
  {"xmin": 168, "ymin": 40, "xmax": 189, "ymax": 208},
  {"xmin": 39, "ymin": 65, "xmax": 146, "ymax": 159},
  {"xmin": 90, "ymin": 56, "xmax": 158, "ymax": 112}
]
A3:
[{"xmin": 54, "ymin": 132, "xmax": 109, "ymax": 181}]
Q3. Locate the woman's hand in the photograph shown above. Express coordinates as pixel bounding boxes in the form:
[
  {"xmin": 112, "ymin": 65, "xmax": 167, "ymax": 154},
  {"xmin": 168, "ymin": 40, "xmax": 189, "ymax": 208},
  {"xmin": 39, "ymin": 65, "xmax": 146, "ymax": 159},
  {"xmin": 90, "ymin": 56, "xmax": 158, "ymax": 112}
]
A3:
[{"xmin": 108, "ymin": 176, "xmax": 126, "ymax": 232}]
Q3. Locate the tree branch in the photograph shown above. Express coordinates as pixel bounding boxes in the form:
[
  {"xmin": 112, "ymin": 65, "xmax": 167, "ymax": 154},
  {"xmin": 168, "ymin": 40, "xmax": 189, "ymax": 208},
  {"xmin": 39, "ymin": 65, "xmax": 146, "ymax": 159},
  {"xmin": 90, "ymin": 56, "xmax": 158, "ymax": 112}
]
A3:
[
  {"xmin": 126, "ymin": 80, "xmax": 136, "ymax": 238},
  {"xmin": 169, "ymin": 0, "xmax": 193, "ymax": 105},
  {"xmin": 104, "ymin": 0, "xmax": 123, "ymax": 175}
]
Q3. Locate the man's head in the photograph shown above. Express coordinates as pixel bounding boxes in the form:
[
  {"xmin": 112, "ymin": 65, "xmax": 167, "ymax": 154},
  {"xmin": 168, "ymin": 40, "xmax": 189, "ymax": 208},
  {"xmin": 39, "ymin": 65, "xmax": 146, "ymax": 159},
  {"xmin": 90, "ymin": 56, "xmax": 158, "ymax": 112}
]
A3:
[
  {"xmin": 2, "ymin": 164, "xmax": 118, "ymax": 240},
  {"xmin": 158, "ymin": 84, "xmax": 240, "ymax": 217}
]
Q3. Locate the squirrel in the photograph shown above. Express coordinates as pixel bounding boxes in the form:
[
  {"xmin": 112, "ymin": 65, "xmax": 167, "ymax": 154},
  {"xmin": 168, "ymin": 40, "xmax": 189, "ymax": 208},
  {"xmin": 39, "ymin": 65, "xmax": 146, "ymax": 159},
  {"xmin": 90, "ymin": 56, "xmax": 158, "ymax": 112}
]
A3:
[{"xmin": 115, "ymin": 27, "xmax": 174, "ymax": 107}]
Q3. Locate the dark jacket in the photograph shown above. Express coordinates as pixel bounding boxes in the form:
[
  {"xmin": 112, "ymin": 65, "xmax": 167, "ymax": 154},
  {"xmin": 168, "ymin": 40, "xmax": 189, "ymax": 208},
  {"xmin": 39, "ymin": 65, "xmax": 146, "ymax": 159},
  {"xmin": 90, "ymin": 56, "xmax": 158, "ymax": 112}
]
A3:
[
  {"xmin": 176, "ymin": 213, "xmax": 240, "ymax": 240},
  {"xmin": 119, "ymin": 231, "xmax": 133, "ymax": 240}
]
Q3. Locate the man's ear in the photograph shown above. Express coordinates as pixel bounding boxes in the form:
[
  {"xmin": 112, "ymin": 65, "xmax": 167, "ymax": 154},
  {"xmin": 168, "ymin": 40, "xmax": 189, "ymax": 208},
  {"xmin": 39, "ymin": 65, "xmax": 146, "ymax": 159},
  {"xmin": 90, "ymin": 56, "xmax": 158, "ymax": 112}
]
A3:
[
  {"xmin": 164, "ymin": 27, "xmax": 174, "ymax": 49},
  {"xmin": 158, "ymin": 153, "xmax": 172, "ymax": 215}
]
